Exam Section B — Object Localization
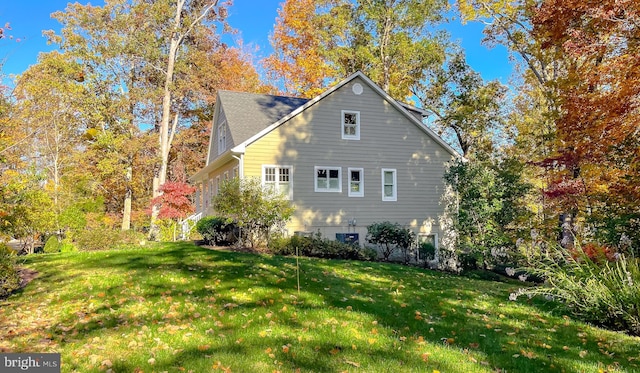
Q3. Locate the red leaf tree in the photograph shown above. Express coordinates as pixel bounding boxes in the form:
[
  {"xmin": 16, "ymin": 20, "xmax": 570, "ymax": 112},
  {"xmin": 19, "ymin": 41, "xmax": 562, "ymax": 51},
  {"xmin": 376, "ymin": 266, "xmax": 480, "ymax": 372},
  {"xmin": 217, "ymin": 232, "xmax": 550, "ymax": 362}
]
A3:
[{"xmin": 150, "ymin": 181, "xmax": 196, "ymax": 221}]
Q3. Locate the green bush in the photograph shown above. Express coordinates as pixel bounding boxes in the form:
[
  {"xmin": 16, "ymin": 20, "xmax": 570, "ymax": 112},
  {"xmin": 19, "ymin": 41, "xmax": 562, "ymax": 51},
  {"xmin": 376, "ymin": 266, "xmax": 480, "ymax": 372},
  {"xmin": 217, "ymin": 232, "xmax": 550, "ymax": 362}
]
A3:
[
  {"xmin": 195, "ymin": 217, "xmax": 237, "ymax": 246},
  {"xmin": 43, "ymin": 236, "xmax": 61, "ymax": 253},
  {"xmin": 366, "ymin": 222, "xmax": 415, "ymax": 262},
  {"xmin": 419, "ymin": 241, "xmax": 436, "ymax": 261},
  {"xmin": 269, "ymin": 232, "xmax": 376, "ymax": 261},
  {"xmin": 514, "ymin": 244, "xmax": 640, "ymax": 336},
  {"xmin": 0, "ymin": 243, "xmax": 21, "ymax": 298},
  {"xmin": 59, "ymin": 238, "xmax": 78, "ymax": 253}
]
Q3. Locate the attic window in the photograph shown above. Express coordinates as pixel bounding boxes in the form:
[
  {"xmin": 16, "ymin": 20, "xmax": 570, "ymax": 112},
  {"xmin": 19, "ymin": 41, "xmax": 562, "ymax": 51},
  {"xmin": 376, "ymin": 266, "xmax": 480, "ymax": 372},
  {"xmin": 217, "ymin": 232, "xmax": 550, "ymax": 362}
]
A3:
[
  {"xmin": 217, "ymin": 122, "xmax": 227, "ymax": 154},
  {"xmin": 341, "ymin": 110, "xmax": 360, "ymax": 140}
]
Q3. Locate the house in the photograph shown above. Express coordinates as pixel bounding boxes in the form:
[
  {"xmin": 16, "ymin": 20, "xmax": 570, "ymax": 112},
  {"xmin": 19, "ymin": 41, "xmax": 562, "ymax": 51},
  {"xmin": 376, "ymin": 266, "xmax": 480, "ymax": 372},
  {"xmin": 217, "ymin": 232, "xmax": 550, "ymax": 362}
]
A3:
[{"xmin": 188, "ymin": 71, "xmax": 459, "ymax": 254}]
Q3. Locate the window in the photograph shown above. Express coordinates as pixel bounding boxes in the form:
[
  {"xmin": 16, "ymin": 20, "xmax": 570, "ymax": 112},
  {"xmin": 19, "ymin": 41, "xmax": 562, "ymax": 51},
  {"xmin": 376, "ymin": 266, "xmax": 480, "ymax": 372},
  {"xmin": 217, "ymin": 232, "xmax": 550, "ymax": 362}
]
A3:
[
  {"xmin": 381, "ymin": 168, "xmax": 397, "ymax": 201},
  {"xmin": 215, "ymin": 176, "xmax": 220, "ymax": 195},
  {"xmin": 223, "ymin": 171, "xmax": 229, "ymax": 180},
  {"xmin": 341, "ymin": 110, "xmax": 360, "ymax": 140},
  {"xmin": 217, "ymin": 122, "xmax": 227, "ymax": 154},
  {"xmin": 348, "ymin": 168, "xmax": 364, "ymax": 197},
  {"xmin": 233, "ymin": 167, "xmax": 239, "ymax": 179},
  {"xmin": 263, "ymin": 165, "xmax": 292, "ymax": 199},
  {"xmin": 315, "ymin": 166, "xmax": 341, "ymax": 192}
]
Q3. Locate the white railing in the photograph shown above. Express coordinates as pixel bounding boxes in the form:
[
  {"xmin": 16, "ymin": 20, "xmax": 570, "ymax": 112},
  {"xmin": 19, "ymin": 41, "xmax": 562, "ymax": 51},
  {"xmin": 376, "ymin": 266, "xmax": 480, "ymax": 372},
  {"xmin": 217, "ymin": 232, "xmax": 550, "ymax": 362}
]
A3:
[{"xmin": 181, "ymin": 212, "xmax": 203, "ymax": 240}]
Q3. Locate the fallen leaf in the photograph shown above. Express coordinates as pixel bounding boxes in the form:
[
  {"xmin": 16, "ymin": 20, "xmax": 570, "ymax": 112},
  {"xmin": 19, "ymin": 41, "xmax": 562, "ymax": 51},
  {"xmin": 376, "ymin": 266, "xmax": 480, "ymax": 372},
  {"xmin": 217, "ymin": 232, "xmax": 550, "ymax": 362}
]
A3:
[
  {"xmin": 579, "ymin": 350, "xmax": 588, "ymax": 358},
  {"xmin": 344, "ymin": 360, "xmax": 360, "ymax": 367}
]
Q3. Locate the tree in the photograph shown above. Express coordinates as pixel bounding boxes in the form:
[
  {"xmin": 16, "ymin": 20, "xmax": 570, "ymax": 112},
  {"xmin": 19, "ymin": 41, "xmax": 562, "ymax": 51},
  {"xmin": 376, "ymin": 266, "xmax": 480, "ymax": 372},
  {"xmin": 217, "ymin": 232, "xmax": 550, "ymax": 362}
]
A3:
[
  {"xmin": 13, "ymin": 51, "xmax": 88, "ymax": 234},
  {"xmin": 213, "ymin": 178, "xmax": 294, "ymax": 248},
  {"xmin": 150, "ymin": 181, "xmax": 196, "ymax": 241},
  {"xmin": 532, "ymin": 0, "xmax": 640, "ymax": 250},
  {"xmin": 444, "ymin": 157, "xmax": 532, "ymax": 270},
  {"xmin": 263, "ymin": 0, "xmax": 336, "ymax": 97},
  {"xmin": 324, "ymin": 0, "xmax": 448, "ymax": 100},
  {"xmin": 149, "ymin": 0, "xmax": 227, "ymax": 240},
  {"xmin": 414, "ymin": 50, "xmax": 506, "ymax": 159},
  {"xmin": 265, "ymin": 0, "xmax": 448, "ymax": 100}
]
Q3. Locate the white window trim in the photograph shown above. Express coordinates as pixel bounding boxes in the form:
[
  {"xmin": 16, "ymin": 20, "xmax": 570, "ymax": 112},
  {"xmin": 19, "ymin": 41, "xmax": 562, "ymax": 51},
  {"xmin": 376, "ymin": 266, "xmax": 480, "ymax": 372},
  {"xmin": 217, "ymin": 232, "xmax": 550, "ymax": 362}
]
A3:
[
  {"xmin": 341, "ymin": 110, "xmax": 360, "ymax": 140},
  {"xmin": 217, "ymin": 121, "xmax": 227, "ymax": 155},
  {"xmin": 314, "ymin": 166, "xmax": 342, "ymax": 193},
  {"xmin": 348, "ymin": 167, "xmax": 364, "ymax": 197},
  {"xmin": 381, "ymin": 168, "xmax": 397, "ymax": 201},
  {"xmin": 215, "ymin": 176, "xmax": 220, "ymax": 195},
  {"xmin": 262, "ymin": 165, "xmax": 293, "ymax": 200}
]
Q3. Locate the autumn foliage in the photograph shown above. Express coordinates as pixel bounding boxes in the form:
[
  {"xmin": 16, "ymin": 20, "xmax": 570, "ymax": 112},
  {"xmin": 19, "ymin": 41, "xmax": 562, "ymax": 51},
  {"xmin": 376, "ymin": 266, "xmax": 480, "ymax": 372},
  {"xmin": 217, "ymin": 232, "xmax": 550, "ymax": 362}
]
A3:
[
  {"xmin": 150, "ymin": 181, "xmax": 196, "ymax": 220},
  {"xmin": 531, "ymin": 0, "xmax": 640, "ymax": 247}
]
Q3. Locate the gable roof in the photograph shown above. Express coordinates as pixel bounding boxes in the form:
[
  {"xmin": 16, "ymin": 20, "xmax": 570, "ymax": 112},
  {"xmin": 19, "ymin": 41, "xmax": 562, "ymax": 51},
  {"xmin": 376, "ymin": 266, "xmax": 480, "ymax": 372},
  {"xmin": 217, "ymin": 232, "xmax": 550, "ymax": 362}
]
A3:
[
  {"xmin": 231, "ymin": 72, "xmax": 459, "ymax": 157},
  {"xmin": 217, "ymin": 90, "xmax": 309, "ymax": 147}
]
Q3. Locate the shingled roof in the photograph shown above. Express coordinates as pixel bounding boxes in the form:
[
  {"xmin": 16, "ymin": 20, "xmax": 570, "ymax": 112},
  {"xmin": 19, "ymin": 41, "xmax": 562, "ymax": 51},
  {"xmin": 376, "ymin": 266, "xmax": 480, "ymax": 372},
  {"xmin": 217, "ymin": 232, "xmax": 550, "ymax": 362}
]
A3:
[{"xmin": 217, "ymin": 90, "xmax": 310, "ymax": 146}]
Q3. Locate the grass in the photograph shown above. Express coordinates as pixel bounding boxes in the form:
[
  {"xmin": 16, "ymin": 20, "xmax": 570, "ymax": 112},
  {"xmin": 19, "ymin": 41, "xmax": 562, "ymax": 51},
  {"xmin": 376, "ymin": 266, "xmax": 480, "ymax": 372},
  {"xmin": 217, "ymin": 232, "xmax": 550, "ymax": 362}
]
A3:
[{"xmin": 1, "ymin": 242, "xmax": 639, "ymax": 372}]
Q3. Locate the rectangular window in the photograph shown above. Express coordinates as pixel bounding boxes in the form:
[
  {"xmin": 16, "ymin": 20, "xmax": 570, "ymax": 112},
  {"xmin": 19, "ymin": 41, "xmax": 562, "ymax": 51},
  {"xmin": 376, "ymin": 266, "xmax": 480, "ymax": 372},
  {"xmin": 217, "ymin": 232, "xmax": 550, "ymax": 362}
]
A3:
[
  {"xmin": 233, "ymin": 167, "xmax": 239, "ymax": 178},
  {"xmin": 263, "ymin": 165, "xmax": 292, "ymax": 200},
  {"xmin": 348, "ymin": 167, "xmax": 364, "ymax": 197},
  {"xmin": 223, "ymin": 171, "xmax": 229, "ymax": 180},
  {"xmin": 217, "ymin": 122, "xmax": 227, "ymax": 154},
  {"xmin": 215, "ymin": 176, "xmax": 220, "ymax": 195},
  {"xmin": 315, "ymin": 166, "xmax": 342, "ymax": 192},
  {"xmin": 381, "ymin": 168, "xmax": 397, "ymax": 201},
  {"xmin": 341, "ymin": 110, "xmax": 360, "ymax": 140}
]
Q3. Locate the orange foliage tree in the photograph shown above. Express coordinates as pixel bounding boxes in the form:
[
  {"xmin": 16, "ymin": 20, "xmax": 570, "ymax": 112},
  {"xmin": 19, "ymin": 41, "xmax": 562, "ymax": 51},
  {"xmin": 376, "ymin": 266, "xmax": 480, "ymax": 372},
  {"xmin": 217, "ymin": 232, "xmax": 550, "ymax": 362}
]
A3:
[
  {"xmin": 533, "ymin": 0, "xmax": 640, "ymax": 249},
  {"xmin": 263, "ymin": 0, "xmax": 336, "ymax": 97}
]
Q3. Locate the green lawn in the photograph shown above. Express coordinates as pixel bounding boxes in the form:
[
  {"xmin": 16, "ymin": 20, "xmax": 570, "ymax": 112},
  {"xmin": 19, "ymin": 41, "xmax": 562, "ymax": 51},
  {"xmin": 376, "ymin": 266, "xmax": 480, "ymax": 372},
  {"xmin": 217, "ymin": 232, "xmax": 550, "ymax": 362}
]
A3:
[{"xmin": 1, "ymin": 242, "xmax": 639, "ymax": 372}]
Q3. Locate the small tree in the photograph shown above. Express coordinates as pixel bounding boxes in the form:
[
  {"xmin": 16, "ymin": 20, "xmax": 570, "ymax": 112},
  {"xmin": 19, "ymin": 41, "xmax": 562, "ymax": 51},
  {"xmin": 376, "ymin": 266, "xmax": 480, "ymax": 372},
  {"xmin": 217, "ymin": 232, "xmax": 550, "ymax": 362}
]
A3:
[
  {"xmin": 150, "ymin": 181, "xmax": 196, "ymax": 241},
  {"xmin": 366, "ymin": 221, "xmax": 415, "ymax": 262},
  {"xmin": 213, "ymin": 177, "xmax": 294, "ymax": 248}
]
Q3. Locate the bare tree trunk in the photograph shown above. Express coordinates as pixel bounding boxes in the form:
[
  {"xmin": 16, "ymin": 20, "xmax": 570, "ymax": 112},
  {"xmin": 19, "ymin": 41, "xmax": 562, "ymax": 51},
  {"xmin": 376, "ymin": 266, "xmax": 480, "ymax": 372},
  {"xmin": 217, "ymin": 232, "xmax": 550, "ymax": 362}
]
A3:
[
  {"xmin": 149, "ymin": 0, "xmax": 218, "ymax": 240},
  {"xmin": 121, "ymin": 162, "xmax": 132, "ymax": 230}
]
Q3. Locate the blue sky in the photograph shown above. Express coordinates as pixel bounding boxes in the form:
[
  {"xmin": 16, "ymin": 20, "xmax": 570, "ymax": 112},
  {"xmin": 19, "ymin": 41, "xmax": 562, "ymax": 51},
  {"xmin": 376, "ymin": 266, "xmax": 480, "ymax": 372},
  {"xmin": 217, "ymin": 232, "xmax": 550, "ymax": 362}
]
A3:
[{"xmin": 1, "ymin": 1, "xmax": 513, "ymax": 84}]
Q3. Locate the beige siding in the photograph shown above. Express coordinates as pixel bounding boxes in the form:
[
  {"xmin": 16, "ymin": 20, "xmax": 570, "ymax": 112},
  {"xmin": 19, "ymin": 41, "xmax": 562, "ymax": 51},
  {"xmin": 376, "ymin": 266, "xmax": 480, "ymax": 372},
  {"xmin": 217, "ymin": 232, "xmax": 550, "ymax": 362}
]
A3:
[
  {"xmin": 207, "ymin": 106, "xmax": 230, "ymax": 165},
  {"xmin": 199, "ymin": 159, "xmax": 238, "ymax": 216},
  {"xmin": 243, "ymin": 77, "xmax": 454, "ymax": 245}
]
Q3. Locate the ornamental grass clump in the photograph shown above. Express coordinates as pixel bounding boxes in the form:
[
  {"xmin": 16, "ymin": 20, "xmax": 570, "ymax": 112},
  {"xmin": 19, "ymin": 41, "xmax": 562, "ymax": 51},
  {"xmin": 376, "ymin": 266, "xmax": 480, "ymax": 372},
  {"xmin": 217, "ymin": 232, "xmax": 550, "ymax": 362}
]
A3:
[{"xmin": 513, "ymin": 243, "xmax": 640, "ymax": 336}]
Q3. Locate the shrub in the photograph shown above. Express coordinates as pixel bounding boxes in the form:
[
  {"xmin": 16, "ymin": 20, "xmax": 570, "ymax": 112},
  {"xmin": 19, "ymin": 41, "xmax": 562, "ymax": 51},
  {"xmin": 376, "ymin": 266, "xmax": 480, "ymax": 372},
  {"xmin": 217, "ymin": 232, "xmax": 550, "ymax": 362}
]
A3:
[
  {"xmin": 59, "ymin": 238, "xmax": 78, "ymax": 253},
  {"xmin": 74, "ymin": 228, "xmax": 146, "ymax": 251},
  {"xmin": 418, "ymin": 241, "xmax": 436, "ymax": 261},
  {"xmin": 43, "ymin": 236, "xmax": 61, "ymax": 253},
  {"xmin": 366, "ymin": 222, "xmax": 415, "ymax": 262},
  {"xmin": 269, "ymin": 232, "xmax": 376, "ymax": 261},
  {"xmin": 195, "ymin": 217, "xmax": 237, "ymax": 246},
  {"xmin": 0, "ymin": 243, "xmax": 20, "ymax": 298},
  {"xmin": 213, "ymin": 177, "xmax": 294, "ymax": 248},
  {"xmin": 514, "ymin": 244, "xmax": 640, "ymax": 336}
]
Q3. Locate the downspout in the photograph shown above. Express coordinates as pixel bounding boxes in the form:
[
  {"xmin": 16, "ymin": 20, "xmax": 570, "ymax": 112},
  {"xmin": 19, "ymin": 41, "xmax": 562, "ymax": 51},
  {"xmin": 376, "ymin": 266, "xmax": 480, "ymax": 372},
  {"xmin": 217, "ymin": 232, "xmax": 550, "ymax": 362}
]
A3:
[{"xmin": 232, "ymin": 152, "xmax": 244, "ymax": 178}]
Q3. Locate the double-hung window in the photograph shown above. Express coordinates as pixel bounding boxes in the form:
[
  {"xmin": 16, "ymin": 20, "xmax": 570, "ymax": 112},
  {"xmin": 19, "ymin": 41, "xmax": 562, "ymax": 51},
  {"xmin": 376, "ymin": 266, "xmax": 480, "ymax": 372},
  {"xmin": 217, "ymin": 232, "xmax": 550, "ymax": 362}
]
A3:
[
  {"xmin": 348, "ymin": 168, "xmax": 364, "ymax": 197},
  {"xmin": 217, "ymin": 122, "xmax": 227, "ymax": 154},
  {"xmin": 381, "ymin": 168, "xmax": 397, "ymax": 201},
  {"xmin": 315, "ymin": 166, "xmax": 341, "ymax": 192},
  {"xmin": 341, "ymin": 110, "xmax": 360, "ymax": 140},
  {"xmin": 263, "ymin": 165, "xmax": 292, "ymax": 199}
]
